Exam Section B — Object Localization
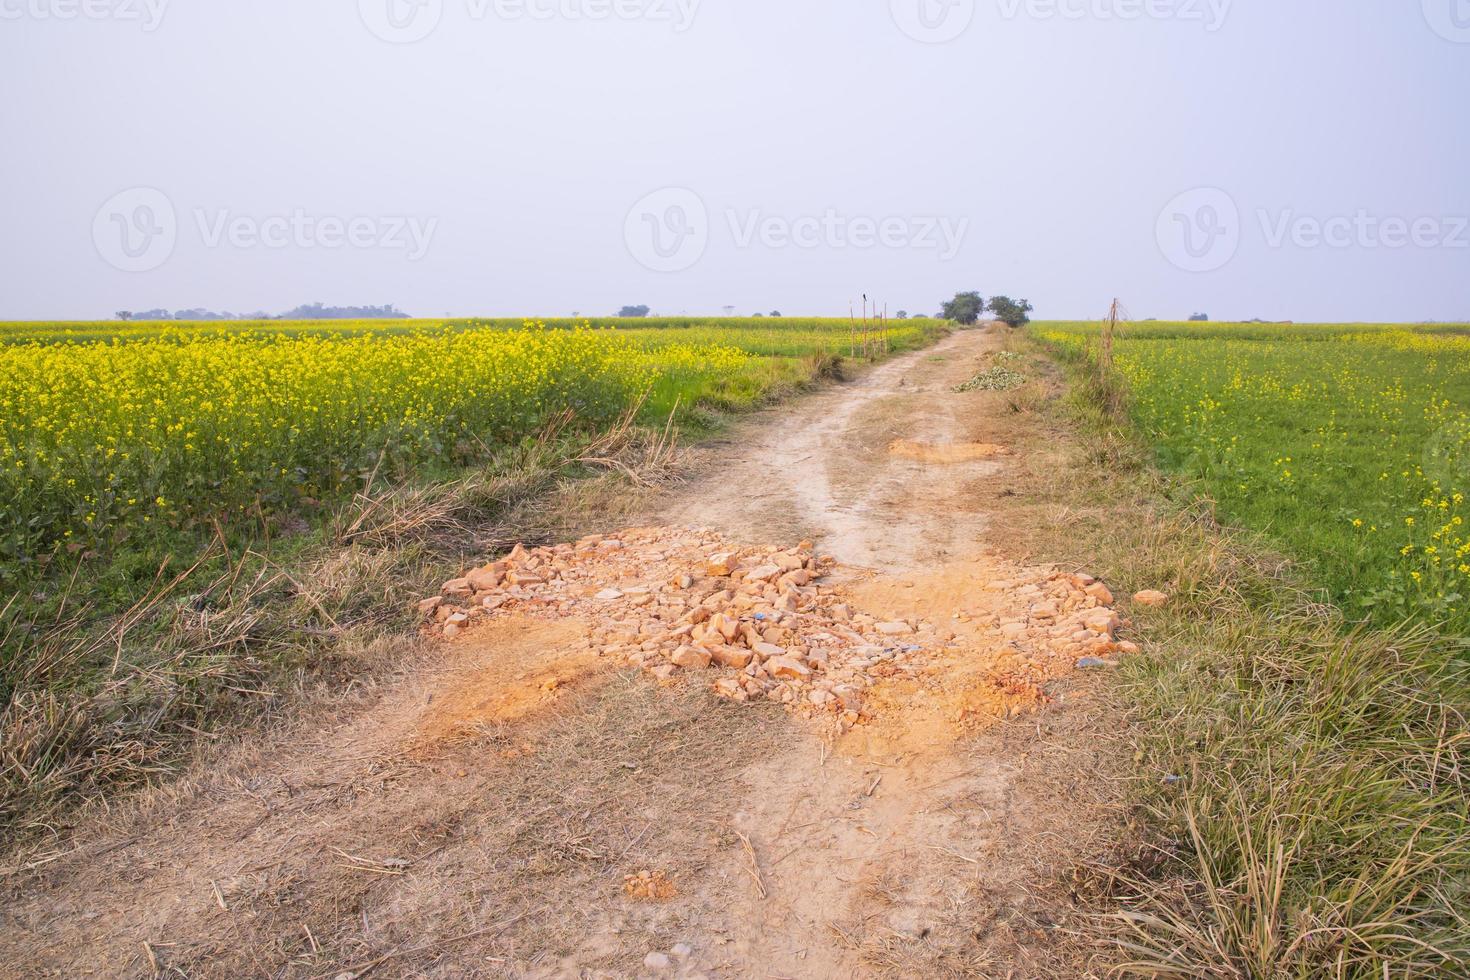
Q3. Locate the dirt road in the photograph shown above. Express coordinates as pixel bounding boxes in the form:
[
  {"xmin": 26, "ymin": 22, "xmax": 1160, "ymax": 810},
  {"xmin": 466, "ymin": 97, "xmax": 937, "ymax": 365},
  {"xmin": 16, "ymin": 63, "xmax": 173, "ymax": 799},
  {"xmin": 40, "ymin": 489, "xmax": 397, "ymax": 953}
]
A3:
[
  {"xmin": 1, "ymin": 328, "xmax": 1120, "ymax": 978},
  {"xmin": 663, "ymin": 328, "xmax": 1002, "ymax": 570}
]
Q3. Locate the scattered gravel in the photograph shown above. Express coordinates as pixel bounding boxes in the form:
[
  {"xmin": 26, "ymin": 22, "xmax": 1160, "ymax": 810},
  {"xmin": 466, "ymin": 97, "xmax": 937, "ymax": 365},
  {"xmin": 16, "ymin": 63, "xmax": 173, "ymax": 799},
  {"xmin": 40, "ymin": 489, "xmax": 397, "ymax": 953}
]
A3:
[{"xmin": 420, "ymin": 527, "xmax": 1134, "ymax": 733}]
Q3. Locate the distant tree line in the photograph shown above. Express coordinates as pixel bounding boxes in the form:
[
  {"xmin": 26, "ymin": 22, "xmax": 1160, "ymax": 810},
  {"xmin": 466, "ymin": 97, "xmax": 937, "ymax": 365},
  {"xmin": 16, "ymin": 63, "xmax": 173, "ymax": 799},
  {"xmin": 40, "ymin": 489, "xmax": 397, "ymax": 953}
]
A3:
[
  {"xmin": 115, "ymin": 303, "xmax": 411, "ymax": 321},
  {"xmin": 939, "ymin": 292, "xmax": 1034, "ymax": 327}
]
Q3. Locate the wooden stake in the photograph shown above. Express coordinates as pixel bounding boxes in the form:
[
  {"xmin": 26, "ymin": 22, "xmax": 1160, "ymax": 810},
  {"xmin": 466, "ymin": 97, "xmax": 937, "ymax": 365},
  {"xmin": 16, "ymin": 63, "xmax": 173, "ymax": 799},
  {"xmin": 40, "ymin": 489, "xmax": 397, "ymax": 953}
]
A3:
[{"xmin": 1101, "ymin": 298, "xmax": 1121, "ymax": 377}]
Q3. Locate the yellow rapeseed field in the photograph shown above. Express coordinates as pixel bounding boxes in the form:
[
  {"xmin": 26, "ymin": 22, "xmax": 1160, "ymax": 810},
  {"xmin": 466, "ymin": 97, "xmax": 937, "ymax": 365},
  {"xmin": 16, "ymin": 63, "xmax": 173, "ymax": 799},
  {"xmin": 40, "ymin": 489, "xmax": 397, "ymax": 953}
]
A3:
[
  {"xmin": 0, "ymin": 326, "xmax": 652, "ymax": 563},
  {"xmin": 0, "ymin": 318, "xmax": 939, "ymax": 572}
]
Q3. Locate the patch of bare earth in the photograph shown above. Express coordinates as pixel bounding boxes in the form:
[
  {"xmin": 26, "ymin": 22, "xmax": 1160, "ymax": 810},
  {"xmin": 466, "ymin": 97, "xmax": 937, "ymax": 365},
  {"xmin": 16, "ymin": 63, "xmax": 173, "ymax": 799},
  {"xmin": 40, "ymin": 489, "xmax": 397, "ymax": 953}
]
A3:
[{"xmin": 0, "ymin": 327, "xmax": 1129, "ymax": 978}]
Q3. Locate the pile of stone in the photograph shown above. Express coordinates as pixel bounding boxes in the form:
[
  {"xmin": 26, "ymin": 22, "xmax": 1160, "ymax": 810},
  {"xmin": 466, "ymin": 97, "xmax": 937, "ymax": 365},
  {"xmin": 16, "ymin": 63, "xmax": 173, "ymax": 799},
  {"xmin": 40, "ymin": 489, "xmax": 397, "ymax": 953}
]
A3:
[
  {"xmin": 418, "ymin": 527, "xmax": 1133, "ymax": 730},
  {"xmin": 622, "ymin": 870, "xmax": 678, "ymax": 901}
]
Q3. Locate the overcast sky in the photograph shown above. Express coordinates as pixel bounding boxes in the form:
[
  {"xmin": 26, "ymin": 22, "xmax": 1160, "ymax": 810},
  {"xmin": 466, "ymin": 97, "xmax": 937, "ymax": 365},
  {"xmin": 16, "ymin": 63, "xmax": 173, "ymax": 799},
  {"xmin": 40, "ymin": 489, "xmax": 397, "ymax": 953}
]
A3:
[{"xmin": 2, "ymin": 1, "xmax": 1468, "ymax": 322}]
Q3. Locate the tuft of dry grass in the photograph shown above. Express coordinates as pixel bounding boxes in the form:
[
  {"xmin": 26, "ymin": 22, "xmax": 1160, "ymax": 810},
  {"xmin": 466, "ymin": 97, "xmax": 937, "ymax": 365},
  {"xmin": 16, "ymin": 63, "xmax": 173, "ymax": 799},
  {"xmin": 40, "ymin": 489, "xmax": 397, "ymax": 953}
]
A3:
[{"xmin": 804, "ymin": 351, "xmax": 848, "ymax": 382}]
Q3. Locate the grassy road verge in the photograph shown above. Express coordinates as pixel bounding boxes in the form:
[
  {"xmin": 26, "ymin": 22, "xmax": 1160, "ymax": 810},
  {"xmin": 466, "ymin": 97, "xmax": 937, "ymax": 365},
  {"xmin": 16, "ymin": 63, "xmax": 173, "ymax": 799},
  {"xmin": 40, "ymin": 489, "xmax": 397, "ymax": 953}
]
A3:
[{"xmin": 1015, "ymin": 330, "xmax": 1470, "ymax": 976}]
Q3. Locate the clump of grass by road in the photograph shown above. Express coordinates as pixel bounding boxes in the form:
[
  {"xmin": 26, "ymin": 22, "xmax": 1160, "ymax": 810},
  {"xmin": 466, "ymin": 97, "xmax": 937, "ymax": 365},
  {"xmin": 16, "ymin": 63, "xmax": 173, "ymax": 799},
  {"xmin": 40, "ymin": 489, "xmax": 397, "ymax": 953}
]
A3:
[{"xmin": 1014, "ymin": 331, "xmax": 1470, "ymax": 976}]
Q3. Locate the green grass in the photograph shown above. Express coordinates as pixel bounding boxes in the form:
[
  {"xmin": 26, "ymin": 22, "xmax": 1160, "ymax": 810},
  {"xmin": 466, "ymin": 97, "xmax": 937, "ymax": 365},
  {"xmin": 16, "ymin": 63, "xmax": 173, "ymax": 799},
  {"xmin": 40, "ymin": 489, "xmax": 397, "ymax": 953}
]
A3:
[
  {"xmin": 1099, "ymin": 508, "xmax": 1470, "ymax": 977},
  {"xmin": 1010, "ymin": 334, "xmax": 1470, "ymax": 976},
  {"xmin": 1032, "ymin": 321, "xmax": 1470, "ymax": 636}
]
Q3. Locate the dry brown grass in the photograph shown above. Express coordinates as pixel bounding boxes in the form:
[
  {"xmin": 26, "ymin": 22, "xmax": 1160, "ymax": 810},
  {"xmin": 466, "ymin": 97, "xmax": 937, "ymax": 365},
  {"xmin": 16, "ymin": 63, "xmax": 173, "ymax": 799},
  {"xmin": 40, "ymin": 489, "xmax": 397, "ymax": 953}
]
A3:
[
  {"xmin": 0, "ymin": 415, "xmax": 684, "ymax": 847},
  {"xmin": 208, "ymin": 674, "xmax": 789, "ymax": 976}
]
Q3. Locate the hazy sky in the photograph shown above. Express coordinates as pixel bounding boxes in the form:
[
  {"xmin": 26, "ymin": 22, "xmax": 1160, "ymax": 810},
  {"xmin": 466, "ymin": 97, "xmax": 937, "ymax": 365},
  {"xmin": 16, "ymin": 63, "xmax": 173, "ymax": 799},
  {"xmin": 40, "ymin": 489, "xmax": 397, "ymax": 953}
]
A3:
[{"xmin": 2, "ymin": 0, "xmax": 1468, "ymax": 322}]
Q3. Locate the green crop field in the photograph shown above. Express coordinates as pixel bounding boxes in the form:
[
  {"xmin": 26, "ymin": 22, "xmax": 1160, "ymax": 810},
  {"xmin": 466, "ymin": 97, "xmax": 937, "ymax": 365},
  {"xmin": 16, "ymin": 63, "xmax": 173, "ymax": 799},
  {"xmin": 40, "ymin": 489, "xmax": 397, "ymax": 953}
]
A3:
[{"xmin": 1034, "ymin": 320, "xmax": 1470, "ymax": 635}]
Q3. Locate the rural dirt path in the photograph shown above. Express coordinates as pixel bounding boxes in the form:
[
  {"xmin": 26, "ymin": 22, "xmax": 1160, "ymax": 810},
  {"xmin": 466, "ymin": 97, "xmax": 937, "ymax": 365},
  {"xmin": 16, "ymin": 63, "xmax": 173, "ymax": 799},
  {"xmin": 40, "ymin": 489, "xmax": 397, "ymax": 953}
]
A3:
[
  {"xmin": 663, "ymin": 330, "xmax": 999, "ymax": 571},
  {"xmin": 1, "ymin": 328, "xmax": 1121, "ymax": 978}
]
